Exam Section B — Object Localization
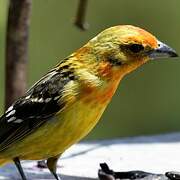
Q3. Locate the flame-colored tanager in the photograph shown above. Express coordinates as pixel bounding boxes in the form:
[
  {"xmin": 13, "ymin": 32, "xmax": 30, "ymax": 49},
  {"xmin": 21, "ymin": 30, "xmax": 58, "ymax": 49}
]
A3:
[{"xmin": 0, "ymin": 25, "xmax": 178, "ymax": 179}]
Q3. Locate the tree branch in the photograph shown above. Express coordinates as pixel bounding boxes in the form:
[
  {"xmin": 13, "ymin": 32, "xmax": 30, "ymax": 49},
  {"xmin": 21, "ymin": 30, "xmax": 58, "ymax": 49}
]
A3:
[
  {"xmin": 5, "ymin": 0, "xmax": 32, "ymax": 109},
  {"xmin": 74, "ymin": 0, "xmax": 89, "ymax": 30}
]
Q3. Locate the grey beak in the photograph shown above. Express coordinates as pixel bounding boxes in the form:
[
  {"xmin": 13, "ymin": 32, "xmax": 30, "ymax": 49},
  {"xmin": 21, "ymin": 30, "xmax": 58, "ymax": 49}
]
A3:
[{"xmin": 148, "ymin": 40, "xmax": 178, "ymax": 59}]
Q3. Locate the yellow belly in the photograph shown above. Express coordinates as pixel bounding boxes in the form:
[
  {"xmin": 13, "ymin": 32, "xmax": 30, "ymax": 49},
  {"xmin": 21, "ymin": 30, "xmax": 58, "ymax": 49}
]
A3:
[
  {"xmin": 0, "ymin": 73, "xmax": 121, "ymax": 162},
  {"xmin": 1, "ymin": 99, "xmax": 107, "ymax": 160}
]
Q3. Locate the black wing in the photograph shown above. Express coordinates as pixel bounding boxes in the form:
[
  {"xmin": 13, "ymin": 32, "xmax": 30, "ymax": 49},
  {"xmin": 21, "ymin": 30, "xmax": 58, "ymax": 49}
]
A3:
[{"xmin": 0, "ymin": 69, "xmax": 76, "ymax": 151}]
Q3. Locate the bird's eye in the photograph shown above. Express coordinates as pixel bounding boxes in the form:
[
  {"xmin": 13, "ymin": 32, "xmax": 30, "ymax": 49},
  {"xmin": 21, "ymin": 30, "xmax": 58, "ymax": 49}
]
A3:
[{"xmin": 128, "ymin": 44, "xmax": 144, "ymax": 53}]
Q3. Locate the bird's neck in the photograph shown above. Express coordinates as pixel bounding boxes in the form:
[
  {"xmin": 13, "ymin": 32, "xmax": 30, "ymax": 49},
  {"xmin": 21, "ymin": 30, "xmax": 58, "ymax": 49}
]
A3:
[
  {"xmin": 64, "ymin": 46, "xmax": 147, "ymax": 104},
  {"xmin": 69, "ymin": 47, "xmax": 123, "ymax": 104}
]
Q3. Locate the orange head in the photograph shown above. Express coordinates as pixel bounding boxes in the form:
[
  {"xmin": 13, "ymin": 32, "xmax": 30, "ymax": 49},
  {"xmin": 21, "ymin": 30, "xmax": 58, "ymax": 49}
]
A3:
[{"xmin": 86, "ymin": 25, "xmax": 178, "ymax": 78}]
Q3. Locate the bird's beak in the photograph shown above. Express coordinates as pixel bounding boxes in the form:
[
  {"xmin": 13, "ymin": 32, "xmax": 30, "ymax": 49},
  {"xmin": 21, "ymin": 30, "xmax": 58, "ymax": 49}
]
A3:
[{"xmin": 148, "ymin": 40, "xmax": 178, "ymax": 60}]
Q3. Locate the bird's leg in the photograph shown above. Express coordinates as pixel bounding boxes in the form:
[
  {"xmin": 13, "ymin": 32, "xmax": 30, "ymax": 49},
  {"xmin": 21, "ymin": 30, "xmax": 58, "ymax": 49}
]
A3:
[
  {"xmin": 13, "ymin": 157, "xmax": 27, "ymax": 180},
  {"xmin": 47, "ymin": 155, "xmax": 61, "ymax": 180}
]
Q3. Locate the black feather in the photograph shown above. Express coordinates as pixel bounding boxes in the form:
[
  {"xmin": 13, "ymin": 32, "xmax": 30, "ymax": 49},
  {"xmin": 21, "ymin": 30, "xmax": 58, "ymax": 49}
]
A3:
[{"xmin": 0, "ymin": 68, "xmax": 76, "ymax": 151}]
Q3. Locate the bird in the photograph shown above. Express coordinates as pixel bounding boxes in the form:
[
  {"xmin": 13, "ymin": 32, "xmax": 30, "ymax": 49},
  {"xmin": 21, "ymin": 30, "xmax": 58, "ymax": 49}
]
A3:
[{"xmin": 0, "ymin": 25, "xmax": 178, "ymax": 180}]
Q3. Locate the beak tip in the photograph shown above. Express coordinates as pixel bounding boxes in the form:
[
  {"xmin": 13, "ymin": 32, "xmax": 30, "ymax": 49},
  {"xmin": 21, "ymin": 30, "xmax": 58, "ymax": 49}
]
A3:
[
  {"xmin": 170, "ymin": 51, "xmax": 178, "ymax": 58},
  {"xmin": 149, "ymin": 41, "xmax": 178, "ymax": 59}
]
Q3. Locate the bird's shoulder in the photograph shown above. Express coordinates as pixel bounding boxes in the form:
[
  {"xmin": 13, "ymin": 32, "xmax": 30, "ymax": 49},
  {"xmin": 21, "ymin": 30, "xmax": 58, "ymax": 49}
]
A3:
[{"xmin": 5, "ymin": 61, "xmax": 80, "ymax": 121}]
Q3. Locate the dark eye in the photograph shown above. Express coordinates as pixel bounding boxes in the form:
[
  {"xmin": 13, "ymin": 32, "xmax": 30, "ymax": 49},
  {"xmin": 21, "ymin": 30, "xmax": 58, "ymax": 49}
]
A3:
[{"xmin": 128, "ymin": 44, "xmax": 144, "ymax": 53}]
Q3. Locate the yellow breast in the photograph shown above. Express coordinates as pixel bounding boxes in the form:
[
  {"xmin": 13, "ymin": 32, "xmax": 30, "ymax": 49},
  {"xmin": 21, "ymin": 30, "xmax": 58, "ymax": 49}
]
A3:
[
  {"xmin": 2, "ymin": 70, "xmax": 122, "ymax": 160},
  {"xmin": 1, "ymin": 96, "xmax": 109, "ymax": 160}
]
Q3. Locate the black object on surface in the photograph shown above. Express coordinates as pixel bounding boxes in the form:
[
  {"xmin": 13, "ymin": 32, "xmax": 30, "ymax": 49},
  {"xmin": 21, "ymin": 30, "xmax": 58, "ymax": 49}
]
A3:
[{"xmin": 98, "ymin": 163, "xmax": 180, "ymax": 180}]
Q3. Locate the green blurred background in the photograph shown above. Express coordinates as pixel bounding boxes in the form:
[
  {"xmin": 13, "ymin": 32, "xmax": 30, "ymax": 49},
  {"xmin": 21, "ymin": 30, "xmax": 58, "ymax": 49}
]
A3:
[{"xmin": 0, "ymin": 0, "xmax": 180, "ymax": 140}]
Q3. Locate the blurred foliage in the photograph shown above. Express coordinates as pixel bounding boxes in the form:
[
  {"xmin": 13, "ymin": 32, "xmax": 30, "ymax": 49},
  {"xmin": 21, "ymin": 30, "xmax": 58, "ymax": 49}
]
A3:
[{"xmin": 0, "ymin": 0, "xmax": 180, "ymax": 140}]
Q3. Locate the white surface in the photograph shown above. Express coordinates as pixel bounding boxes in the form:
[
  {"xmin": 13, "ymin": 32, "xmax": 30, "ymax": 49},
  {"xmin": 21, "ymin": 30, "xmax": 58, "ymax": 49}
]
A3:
[{"xmin": 1, "ymin": 133, "xmax": 180, "ymax": 179}]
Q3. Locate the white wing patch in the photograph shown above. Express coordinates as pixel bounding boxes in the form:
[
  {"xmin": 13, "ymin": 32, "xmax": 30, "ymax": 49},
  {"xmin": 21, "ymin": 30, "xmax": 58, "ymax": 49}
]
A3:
[
  {"xmin": 45, "ymin": 98, "xmax": 52, "ymax": 103},
  {"xmin": 54, "ymin": 96, "xmax": 60, "ymax": 100},
  {"xmin": 25, "ymin": 95, "xmax": 31, "ymax": 99},
  {"xmin": 5, "ymin": 106, "xmax": 23, "ymax": 123},
  {"xmin": 5, "ymin": 106, "xmax": 14, "ymax": 113},
  {"xmin": 6, "ymin": 110, "xmax": 16, "ymax": 118},
  {"xmin": 14, "ymin": 119, "xmax": 23, "ymax": 123},
  {"xmin": 7, "ymin": 117, "xmax": 16, "ymax": 122},
  {"xmin": 29, "ymin": 97, "xmax": 52, "ymax": 103}
]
